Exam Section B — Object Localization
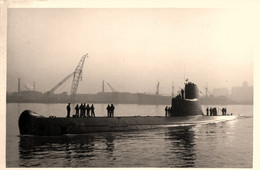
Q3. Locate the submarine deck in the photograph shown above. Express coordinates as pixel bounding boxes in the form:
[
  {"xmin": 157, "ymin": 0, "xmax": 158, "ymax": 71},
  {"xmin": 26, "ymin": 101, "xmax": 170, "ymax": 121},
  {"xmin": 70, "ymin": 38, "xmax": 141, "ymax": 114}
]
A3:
[{"xmin": 19, "ymin": 110, "xmax": 237, "ymax": 136}]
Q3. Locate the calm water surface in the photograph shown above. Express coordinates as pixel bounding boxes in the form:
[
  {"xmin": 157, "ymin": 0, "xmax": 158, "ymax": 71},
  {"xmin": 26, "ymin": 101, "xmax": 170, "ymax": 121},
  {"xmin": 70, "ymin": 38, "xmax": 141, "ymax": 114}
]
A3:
[{"xmin": 6, "ymin": 103, "xmax": 253, "ymax": 167}]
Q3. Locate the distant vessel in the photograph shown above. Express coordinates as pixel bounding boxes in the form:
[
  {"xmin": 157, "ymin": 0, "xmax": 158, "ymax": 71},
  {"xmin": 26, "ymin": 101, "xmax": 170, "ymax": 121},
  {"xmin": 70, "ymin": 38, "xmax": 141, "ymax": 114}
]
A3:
[
  {"xmin": 137, "ymin": 93, "xmax": 171, "ymax": 105},
  {"xmin": 18, "ymin": 82, "xmax": 236, "ymax": 136}
]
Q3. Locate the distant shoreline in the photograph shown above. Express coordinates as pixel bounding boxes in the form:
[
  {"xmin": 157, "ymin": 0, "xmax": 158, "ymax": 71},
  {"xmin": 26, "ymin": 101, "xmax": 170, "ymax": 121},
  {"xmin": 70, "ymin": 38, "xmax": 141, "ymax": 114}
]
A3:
[{"xmin": 6, "ymin": 101, "xmax": 253, "ymax": 105}]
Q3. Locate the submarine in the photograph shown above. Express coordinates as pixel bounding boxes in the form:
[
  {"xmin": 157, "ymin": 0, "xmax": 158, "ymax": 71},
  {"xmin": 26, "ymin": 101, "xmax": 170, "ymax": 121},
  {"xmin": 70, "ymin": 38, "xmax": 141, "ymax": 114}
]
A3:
[{"xmin": 18, "ymin": 82, "xmax": 237, "ymax": 136}]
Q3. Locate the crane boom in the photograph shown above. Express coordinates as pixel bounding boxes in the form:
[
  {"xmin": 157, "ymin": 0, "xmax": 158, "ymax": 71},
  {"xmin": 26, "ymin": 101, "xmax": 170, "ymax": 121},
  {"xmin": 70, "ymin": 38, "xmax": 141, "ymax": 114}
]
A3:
[
  {"xmin": 47, "ymin": 72, "xmax": 74, "ymax": 95},
  {"xmin": 107, "ymin": 82, "xmax": 118, "ymax": 92},
  {"xmin": 70, "ymin": 54, "xmax": 88, "ymax": 98},
  {"xmin": 46, "ymin": 53, "xmax": 88, "ymax": 98}
]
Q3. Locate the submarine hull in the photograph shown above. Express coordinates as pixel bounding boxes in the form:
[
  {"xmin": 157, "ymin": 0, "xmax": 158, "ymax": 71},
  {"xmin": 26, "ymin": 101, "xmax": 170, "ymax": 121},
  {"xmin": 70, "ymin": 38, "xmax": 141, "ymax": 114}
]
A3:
[{"xmin": 19, "ymin": 110, "xmax": 236, "ymax": 136}]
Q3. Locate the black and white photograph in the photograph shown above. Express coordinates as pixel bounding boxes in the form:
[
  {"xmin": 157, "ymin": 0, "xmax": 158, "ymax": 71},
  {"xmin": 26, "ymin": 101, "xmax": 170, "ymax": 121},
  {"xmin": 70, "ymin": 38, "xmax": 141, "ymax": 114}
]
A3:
[{"xmin": 1, "ymin": 0, "xmax": 259, "ymax": 168}]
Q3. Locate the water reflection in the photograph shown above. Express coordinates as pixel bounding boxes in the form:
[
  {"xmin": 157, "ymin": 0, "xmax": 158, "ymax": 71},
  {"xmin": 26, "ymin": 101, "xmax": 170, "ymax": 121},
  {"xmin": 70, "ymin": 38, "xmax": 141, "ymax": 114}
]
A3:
[
  {"xmin": 19, "ymin": 134, "xmax": 96, "ymax": 166},
  {"xmin": 104, "ymin": 133, "xmax": 115, "ymax": 153},
  {"xmin": 164, "ymin": 126, "xmax": 196, "ymax": 167}
]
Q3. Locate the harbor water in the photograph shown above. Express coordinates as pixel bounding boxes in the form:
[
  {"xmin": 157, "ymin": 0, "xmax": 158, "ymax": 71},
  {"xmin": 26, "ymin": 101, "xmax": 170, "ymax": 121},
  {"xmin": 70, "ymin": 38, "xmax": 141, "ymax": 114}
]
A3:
[{"xmin": 6, "ymin": 103, "xmax": 253, "ymax": 167}]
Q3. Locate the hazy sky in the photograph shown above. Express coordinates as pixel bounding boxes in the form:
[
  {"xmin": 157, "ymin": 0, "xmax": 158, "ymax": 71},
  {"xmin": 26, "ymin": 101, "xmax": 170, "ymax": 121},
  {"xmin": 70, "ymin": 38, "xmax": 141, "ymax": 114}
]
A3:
[{"xmin": 7, "ymin": 8, "xmax": 254, "ymax": 95}]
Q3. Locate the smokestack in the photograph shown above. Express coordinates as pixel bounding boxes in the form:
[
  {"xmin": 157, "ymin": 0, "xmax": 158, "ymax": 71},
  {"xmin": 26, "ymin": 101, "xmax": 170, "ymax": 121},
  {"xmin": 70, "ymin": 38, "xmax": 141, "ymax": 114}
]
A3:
[
  {"xmin": 18, "ymin": 78, "xmax": 21, "ymax": 93},
  {"xmin": 33, "ymin": 81, "xmax": 35, "ymax": 91},
  {"xmin": 171, "ymin": 81, "xmax": 174, "ymax": 97},
  {"xmin": 102, "ymin": 80, "xmax": 105, "ymax": 93},
  {"xmin": 156, "ymin": 82, "xmax": 159, "ymax": 95}
]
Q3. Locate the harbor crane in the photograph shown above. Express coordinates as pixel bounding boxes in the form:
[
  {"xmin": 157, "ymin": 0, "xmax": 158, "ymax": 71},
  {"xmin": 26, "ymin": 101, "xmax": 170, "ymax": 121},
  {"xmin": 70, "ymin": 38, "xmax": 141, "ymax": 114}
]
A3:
[
  {"xmin": 46, "ymin": 54, "xmax": 88, "ymax": 99},
  {"xmin": 107, "ymin": 82, "xmax": 118, "ymax": 92}
]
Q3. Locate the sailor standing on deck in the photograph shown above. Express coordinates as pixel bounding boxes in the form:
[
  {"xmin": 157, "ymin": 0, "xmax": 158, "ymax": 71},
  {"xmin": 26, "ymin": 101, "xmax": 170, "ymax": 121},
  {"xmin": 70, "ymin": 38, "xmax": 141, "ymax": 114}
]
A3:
[
  {"xmin": 181, "ymin": 89, "xmax": 184, "ymax": 99},
  {"xmin": 90, "ymin": 104, "xmax": 95, "ymax": 117},
  {"xmin": 106, "ymin": 104, "xmax": 110, "ymax": 117},
  {"xmin": 210, "ymin": 107, "xmax": 212, "ymax": 116},
  {"xmin": 80, "ymin": 103, "xmax": 84, "ymax": 117},
  {"xmin": 75, "ymin": 104, "xmax": 79, "ymax": 117},
  {"xmin": 83, "ymin": 103, "xmax": 86, "ymax": 117},
  {"xmin": 168, "ymin": 107, "xmax": 172, "ymax": 116},
  {"xmin": 110, "ymin": 104, "xmax": 115, "ymax": 117},
  {"xmin": 165, "ymin": 106, "xmax": 168, "ymax": 117},
  {"xmin": 206, "ymin": 107, "xmax": 209, "ymax": 116},
  {"xmin": 86, "ymin": 104, "xmax": 90, "ymax": 117},
  {"xmin": 66, "ymin": 103, "xmax": 71, "ymax": 118}
]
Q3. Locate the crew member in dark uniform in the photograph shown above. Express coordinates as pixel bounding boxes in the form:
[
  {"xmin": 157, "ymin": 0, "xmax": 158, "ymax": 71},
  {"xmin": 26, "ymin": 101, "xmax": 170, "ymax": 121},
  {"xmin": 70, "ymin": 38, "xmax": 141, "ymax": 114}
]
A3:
[
  {"xmin": 222, "ymin": 108, "xmax": 225, "ymax": 115},
  {"xmin": 168, "ymin": 107, "xmax": 172, "ymax": 116},
  {"xmin": 110, "ymin": 104, "xmax": 115, "ymax": 117},
  {"xmin": 86, "ymin": 104, "xmax": 90, "ymax": 117},
  {"xmin": 206, "ymin": 107, "xmax": 209, "ymax": 116},
  {"xmin": 213, "ymin": 107, "xmax": 217, "ymax": 116},
  {"xmin": 80, "ymin": 103, "xmax": 84, "ymax": 117},
  {"xmin": 90, "ymin": 104, "xmax": 95, "ymax": 117},
  {"xmin": 66, "ymin": 103, "xmax": 71, "ymax": 118},
  {"xmin": 181, "ymin": 89, "xmax": 184, "ymax": 99},
  {"xmin": 107, "ymin": 104, "xmax": 111, "ymax": 117},
  {"xmin": 210, "ymin": 107, "xmax": 212, "ymax": 116},
  {"xmin": 83, "ymin": 103, "xmax": 86, "ymax": 117},
  {"xmin": 75, "ymin": 104, "xmax": 79, "ymax": 117},
  {"xmin": 165, "ymin": 106, "xmax": 168, "ymax": 117}
]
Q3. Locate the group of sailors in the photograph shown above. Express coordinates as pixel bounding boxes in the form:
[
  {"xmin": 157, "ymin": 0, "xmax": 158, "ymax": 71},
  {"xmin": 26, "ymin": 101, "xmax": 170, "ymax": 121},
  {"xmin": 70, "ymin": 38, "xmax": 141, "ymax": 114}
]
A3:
[
  {"xmin": 67, "ymin": 103, "xmax": 96, "ymax": 118},
  {"xmin": 165, "ymin": 106, "xmax": 173, "ymax": 117},
  {"xmin": 206, "ymin": 107, "xmax": 227, "ymax": 116},
  {"xmin": 66, "ymin": 103, "xmax": 116, "ymax": 118},
  {"xmin": 106, "ymin": 104, "xmax": 115, "ymax": 117}
]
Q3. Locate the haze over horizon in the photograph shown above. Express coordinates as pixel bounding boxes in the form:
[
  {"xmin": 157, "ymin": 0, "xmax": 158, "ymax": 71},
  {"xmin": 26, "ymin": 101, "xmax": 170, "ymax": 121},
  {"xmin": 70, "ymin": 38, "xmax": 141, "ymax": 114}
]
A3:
[{"xmin": 7, "ymin": 8, "xmax": 254, "ymax": 95}]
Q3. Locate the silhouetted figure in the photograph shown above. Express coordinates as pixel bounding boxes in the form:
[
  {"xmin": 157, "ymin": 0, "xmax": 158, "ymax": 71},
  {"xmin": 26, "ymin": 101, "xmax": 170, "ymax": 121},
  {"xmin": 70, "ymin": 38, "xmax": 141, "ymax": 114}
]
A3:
[
  {"xmin": 75, "ymin": 104, "xmax": 79, "ymax": 117},
  {"xmin": 206, "ymin": 107, "xmax": 209, "ymax": 116},
  {"xmin": 222, "ymin": 108, "xmax": 225, "ymax": 115},
  {"xmin": 86, "ymin": 104, "xmax": 90, "ymax": 117},
  {"xmin": 66, "ymin": 103, "xmax": 71, "ymax": 118},
  {"xmin": 165, "ymin": 106, "xmax": 168, "ymax": 117},
  {"xmin": 82, "ymin": 103, "xmax": 86, "ymax": 117},
  {"xmin": 167, "ymin": 106, "xmax": 172, "ymax": 116},
  {"xmin": 181, "ymin": 89, "xmax": 184, "ymax": 99},
  {"xmin": 110, "ymin": 104, "xmax": 115, "ymax": 117},
  {"xmin": 107, "ymin": 105, "xmax": 111, "ymax": 117},
  {"xmin": 90, "ymin": 104, "xmax": 95, "ymax": 117},
  {"xmin": 170, "ymin": 106, "xmax": 174, "ymax": 116},
  {"xmin": 80, "ymin": 103, "xmax": 84, "ymax": 117},
  {"xmin": 210, "ymin": 107, "xmax": 212, "ymax": 116},
  {"xmin": 213, "ymin": 107, "xmax": 217, "ymax": 116}
]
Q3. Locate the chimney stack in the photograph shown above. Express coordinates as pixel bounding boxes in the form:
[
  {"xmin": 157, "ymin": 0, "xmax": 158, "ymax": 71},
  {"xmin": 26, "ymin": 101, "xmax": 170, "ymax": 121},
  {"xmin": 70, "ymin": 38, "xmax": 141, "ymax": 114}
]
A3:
[
  {"xmin": 18, "ymin": 78, "xmax": 21, "ymax": 93},
  {"xmin": 102, "ymin": 80, "xmax": 105, "ymax": 93}
]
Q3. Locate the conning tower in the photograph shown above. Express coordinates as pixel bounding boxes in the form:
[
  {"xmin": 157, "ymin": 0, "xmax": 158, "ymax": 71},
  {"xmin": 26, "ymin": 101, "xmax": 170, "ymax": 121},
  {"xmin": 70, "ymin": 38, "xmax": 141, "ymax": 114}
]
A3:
[{"xmin": 171, "ymin": 82, "xmax": 203, "ymax": 116}]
